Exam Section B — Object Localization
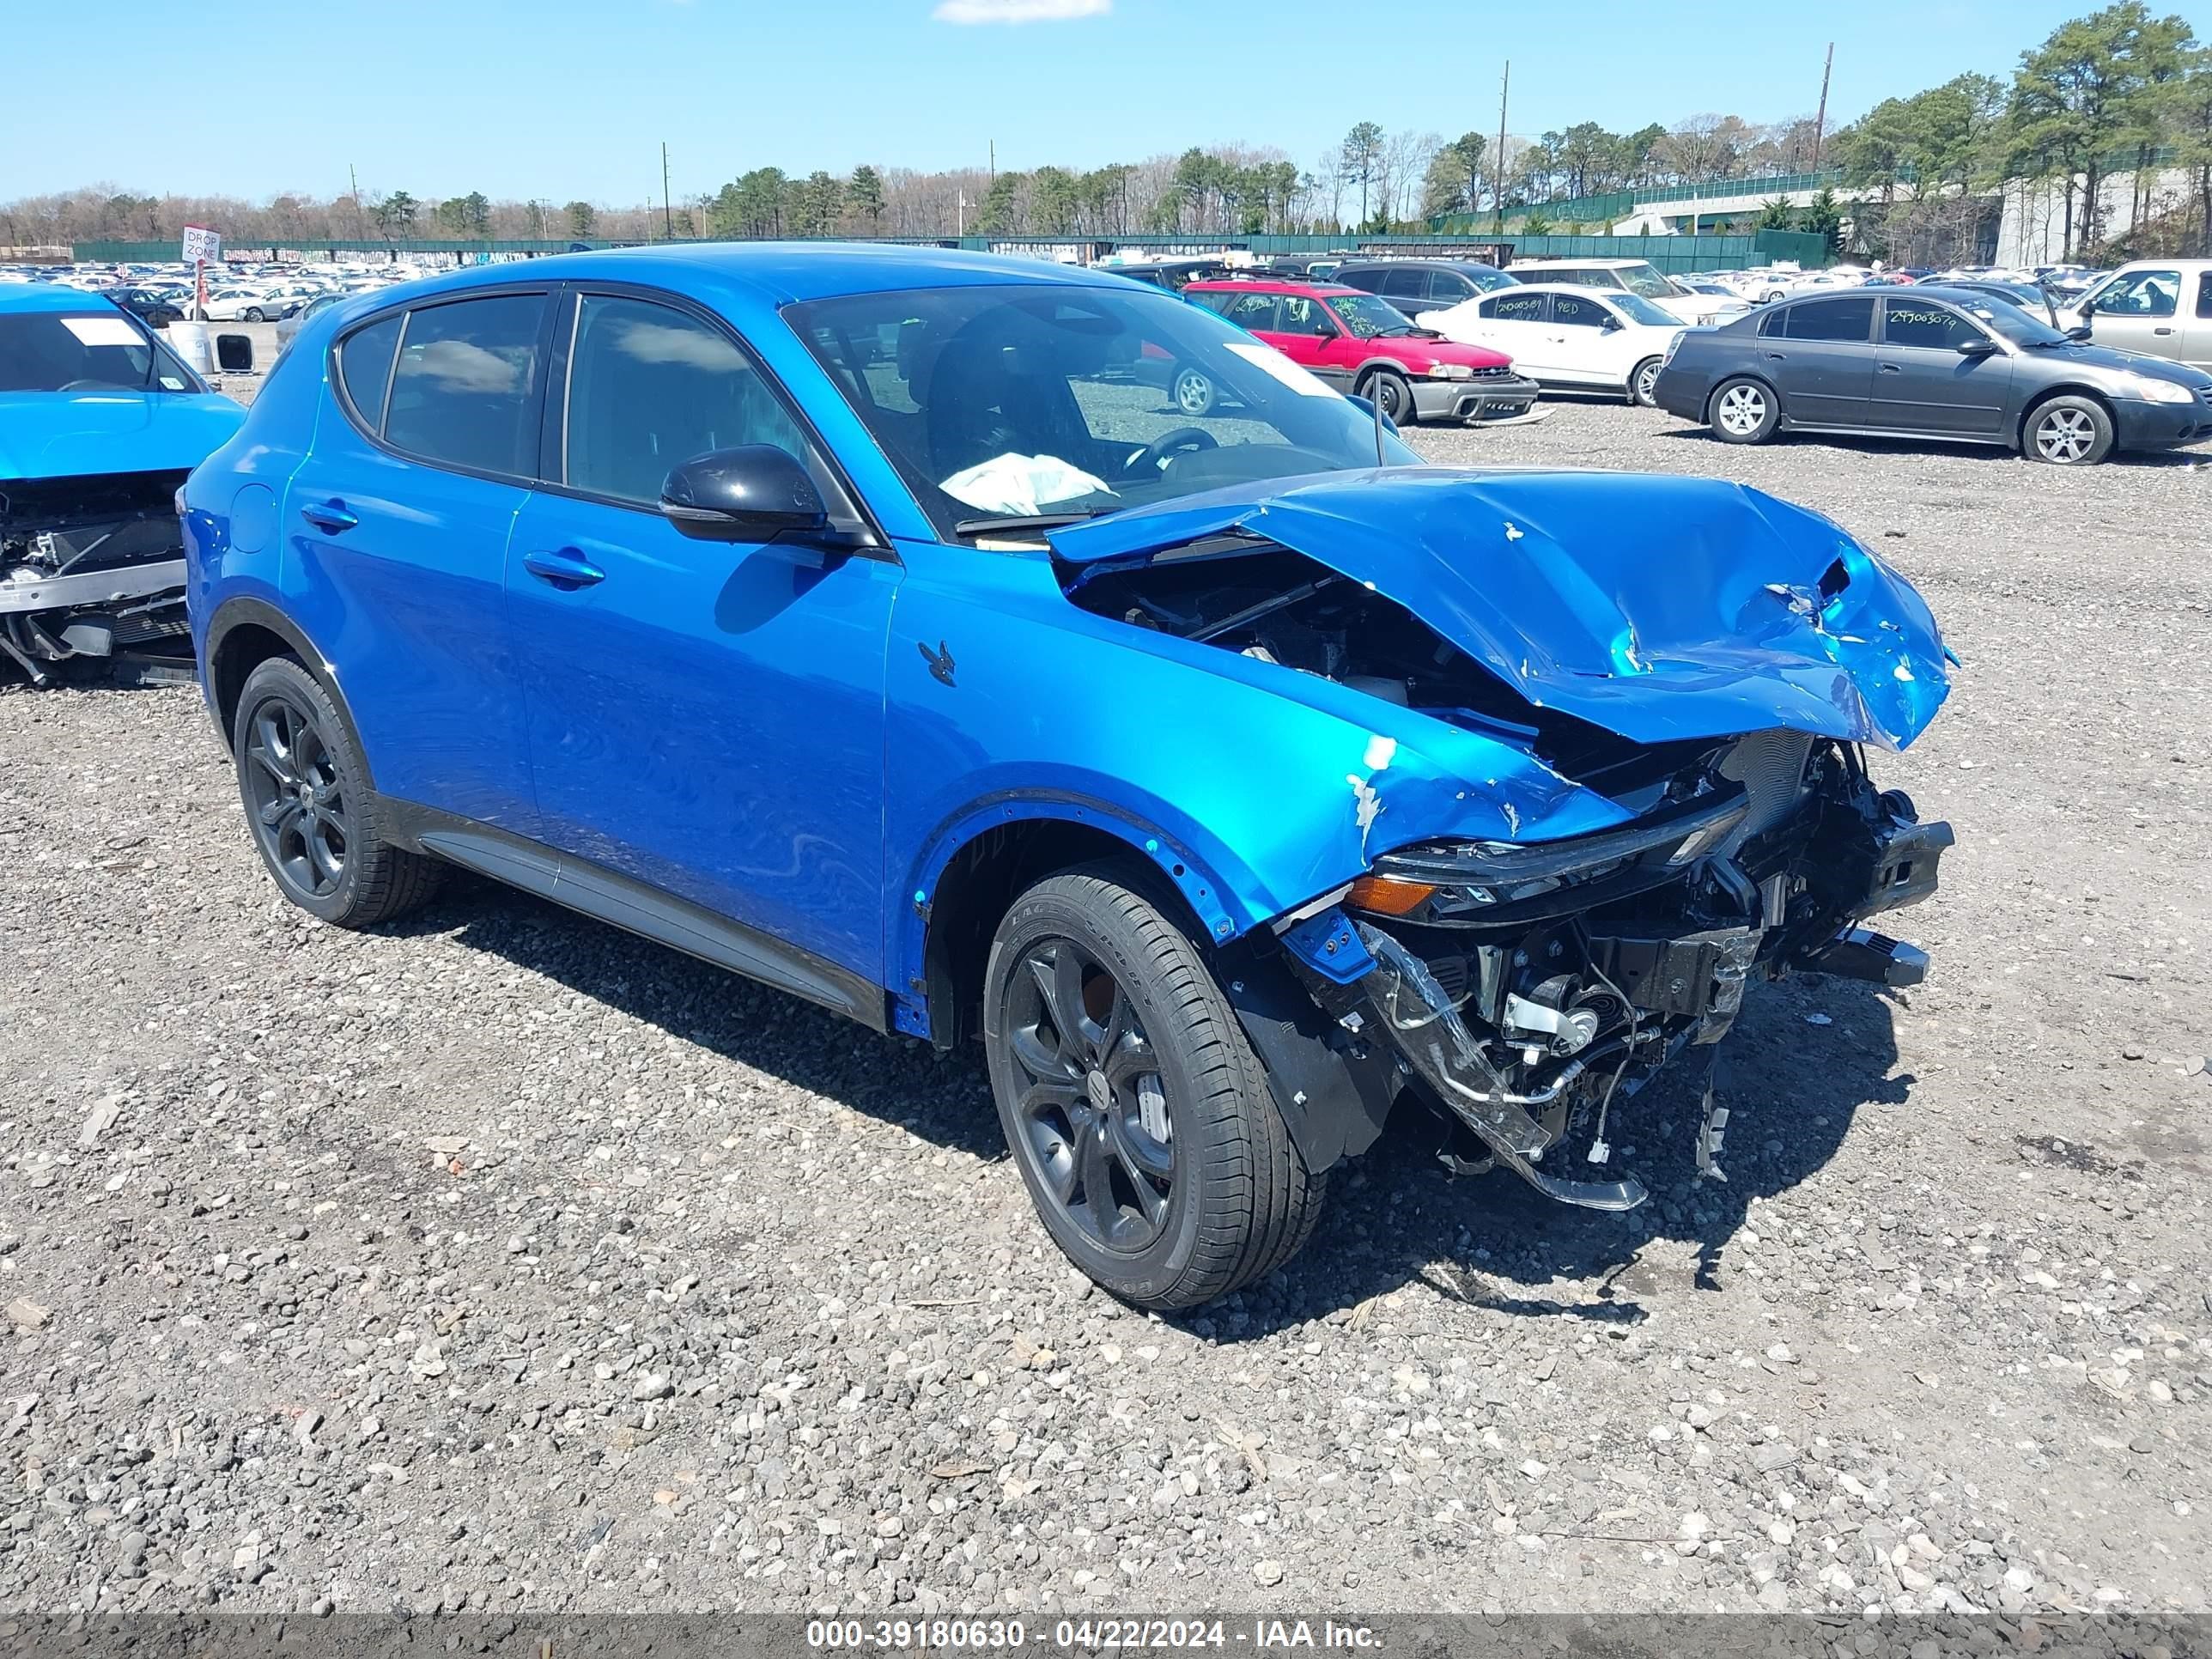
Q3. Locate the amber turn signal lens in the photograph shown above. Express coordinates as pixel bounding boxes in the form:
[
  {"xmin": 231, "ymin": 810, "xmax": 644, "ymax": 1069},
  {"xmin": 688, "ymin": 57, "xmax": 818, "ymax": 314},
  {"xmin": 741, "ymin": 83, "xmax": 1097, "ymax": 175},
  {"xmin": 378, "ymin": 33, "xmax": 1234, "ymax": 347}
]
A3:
[{"xmin": 1346, "ymin": 874, "xmax": 1437, "ymax": 916}]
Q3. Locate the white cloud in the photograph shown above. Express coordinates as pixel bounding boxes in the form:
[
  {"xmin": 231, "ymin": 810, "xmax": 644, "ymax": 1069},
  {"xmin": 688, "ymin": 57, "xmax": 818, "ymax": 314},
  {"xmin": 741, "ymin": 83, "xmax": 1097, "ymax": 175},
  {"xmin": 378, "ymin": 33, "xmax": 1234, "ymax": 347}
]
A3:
[{"xmin": 933, "ymin": 0, "xmax": 1109, "ymax": 22}]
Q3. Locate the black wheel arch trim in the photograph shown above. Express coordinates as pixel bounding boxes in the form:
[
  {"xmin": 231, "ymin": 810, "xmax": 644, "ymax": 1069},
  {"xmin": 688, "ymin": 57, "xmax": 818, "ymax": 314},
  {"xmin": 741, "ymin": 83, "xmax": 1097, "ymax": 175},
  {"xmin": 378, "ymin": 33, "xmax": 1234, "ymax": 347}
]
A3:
[
  {"xmin": 204, "ymin": 597, "xmax": 378, "ymax": 793},
  {"xmin": 1217, "ymin": 935, "xmax": 1396, "ymax": 1173},
  {"xmin": 376, "ymin": 799, "xmax": 890, "ymax": 1032}
]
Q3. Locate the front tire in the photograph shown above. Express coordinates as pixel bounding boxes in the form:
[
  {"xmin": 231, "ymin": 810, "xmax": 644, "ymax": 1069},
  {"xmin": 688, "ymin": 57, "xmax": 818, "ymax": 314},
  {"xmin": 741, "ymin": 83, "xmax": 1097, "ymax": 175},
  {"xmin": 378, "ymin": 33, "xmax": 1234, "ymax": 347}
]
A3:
[
  {"xmin": 1708, "ymin": 376, "xmax": 1779, "ymax": 444},
  {"xmin": 243, "ymin": 307, "xmax": 266, "ymax": 323},
  {"xmin": 1629, "ymin": 356, "xmax": 1663, "ymax": 407},
  {"xmin": 232, "ymin": 656, "xmax": 442, "ymax": 927},
  {"xmin": 1363, "ymin": 368, "xmax": 1415, "ymax": 426},
  {"xmin": 983, "ymin": 864, "xmax": 1325, "ymax": 1311},
  {"xmin": 2024, "ymin": 394, "xmax": 2113, "ymax": 465}
]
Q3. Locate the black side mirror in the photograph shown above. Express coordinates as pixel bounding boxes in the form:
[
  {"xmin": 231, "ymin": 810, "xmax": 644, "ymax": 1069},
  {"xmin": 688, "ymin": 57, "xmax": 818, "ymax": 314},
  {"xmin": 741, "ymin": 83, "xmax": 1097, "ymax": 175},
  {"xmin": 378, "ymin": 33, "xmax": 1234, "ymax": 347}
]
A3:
[
  {"xmin": 2065, "ymin": 324, "xmax": 2093, "ymax": 343},
  {"xmin": 215, "ymin": 333, "xmax": 253, "ymax": 373},
  {"xmin": 1956, "ymin": 337, "xmax": 1999, "ymax": 357},
  {"xmin": 660, "ymin": 446, "xmax": 828, "ymax": 544}
]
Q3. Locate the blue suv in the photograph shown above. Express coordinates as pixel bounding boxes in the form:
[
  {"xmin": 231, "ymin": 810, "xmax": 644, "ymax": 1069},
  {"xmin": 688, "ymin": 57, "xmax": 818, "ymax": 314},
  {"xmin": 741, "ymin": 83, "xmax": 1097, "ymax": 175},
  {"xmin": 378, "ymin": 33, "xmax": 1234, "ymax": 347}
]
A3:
[{"xmin": 183, "ymin": 245, "xmax": 1955, "ymax": 1310}]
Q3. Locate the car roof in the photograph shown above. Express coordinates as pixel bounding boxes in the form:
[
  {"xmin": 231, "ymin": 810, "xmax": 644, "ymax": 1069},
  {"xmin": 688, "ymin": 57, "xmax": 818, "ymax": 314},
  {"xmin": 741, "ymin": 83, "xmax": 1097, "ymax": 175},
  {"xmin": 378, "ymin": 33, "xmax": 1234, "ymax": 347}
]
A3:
[
  {"xmin": 1474, "ymin": 283, "xmax": 1643, "ymax": 302},
  {"xmin": 0, "ymin": 283, "xmax": 125, "ymax": 314},
  {"xmin": 1509, "ymin": 258, "xmax": 1644, "ymax": 268},
  {"xmin": 1334, "ymin": 258, "xmax": 1498, "ymax": 271},
  {"xmin": 329, "ymin": 242, "xmax": 1150, "ymax": 307},
  {"xmin": 1184, "ymin": 278, "xmax": 1359, "ymax": 298}
]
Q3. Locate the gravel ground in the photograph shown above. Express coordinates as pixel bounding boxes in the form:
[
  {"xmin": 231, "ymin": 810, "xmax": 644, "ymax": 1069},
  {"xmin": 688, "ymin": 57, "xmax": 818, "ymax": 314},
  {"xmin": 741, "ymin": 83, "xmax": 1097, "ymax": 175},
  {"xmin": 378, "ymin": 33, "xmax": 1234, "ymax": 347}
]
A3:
[{"xmin": 2, "ymin": 400, "xmax": 2207, "ymax": 1623}]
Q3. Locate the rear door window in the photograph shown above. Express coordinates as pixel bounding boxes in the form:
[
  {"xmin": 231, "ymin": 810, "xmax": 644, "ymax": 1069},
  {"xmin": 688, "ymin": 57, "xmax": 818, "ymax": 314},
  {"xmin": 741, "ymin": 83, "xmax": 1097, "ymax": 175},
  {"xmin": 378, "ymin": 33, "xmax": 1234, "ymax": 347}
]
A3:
[
  {"xmin": 1218, "ymin": 291, "xmax": 1282, "ymax": 333},
  {"xmin": 1882, "ymin": 299, "xmax": 1983, "ymax": 350},
  {"xmin": 1784, "ymin": 297, "xmax": 1876, "ymax": 343},
  {"xmin": 382, "ymin": 293, "xmax": 550, "ymax": 477},
  {"xmin": 1483, "ymin": 292, "xmax": 1549, "ymax": 323},
  {"xmin": 336, "ymin": 313, "xmax": 403, "ymax": 430},
  {"xmin": 1380, "ymin": 268, "xmax": 1427, "ymax": 301},
  {"xmin": 2196, "ymin": 272, "xmax": 2212, "ymax": 319}
]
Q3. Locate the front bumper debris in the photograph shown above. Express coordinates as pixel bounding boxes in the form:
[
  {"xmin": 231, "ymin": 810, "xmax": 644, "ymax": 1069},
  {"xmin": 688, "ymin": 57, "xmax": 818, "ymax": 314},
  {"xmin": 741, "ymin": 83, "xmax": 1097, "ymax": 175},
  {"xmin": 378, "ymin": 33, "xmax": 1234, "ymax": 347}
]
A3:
[{"xmin": 1278, "ymin": 739, "xmax": 1952, "ymax": 1212}]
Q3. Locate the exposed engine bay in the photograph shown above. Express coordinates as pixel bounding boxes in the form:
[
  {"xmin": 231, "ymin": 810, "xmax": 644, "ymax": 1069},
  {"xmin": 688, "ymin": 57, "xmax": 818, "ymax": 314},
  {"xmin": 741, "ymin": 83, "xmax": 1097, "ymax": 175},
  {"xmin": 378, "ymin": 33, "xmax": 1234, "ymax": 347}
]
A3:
[
  {"xmin": 0, "ymin": 470, "xmax": 195, "ymax": 686},
  {"xmin": 1069, "ymin": 535, "xmax": 1953, "ymax": 1210}
]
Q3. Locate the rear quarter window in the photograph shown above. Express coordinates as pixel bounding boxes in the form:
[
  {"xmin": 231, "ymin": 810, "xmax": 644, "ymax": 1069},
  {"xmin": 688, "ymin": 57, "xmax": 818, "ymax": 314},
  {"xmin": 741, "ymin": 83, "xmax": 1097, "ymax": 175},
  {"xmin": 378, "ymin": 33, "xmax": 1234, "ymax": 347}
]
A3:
[{"xmin": 336, "ymin": 313, "xmax": 403, "ymax": 430}]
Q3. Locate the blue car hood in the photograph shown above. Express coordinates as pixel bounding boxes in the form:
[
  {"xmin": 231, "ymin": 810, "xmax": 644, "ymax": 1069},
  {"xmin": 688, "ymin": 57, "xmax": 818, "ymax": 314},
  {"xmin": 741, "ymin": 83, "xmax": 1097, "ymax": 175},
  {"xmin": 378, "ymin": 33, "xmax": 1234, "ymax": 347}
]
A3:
[
  {"xmin": 0, "ymin": 391, "xmax": 246, "ymax": 483},
  {"xmin": 1049, "ymin": 467, "xmax": 1950, "ymax": 750}
]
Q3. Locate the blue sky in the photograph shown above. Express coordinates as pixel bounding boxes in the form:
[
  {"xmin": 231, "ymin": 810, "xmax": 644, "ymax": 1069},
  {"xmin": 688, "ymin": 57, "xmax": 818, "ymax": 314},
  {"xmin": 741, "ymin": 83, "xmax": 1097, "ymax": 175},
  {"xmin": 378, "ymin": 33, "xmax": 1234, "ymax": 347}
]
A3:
[{"xmin": 3, "ymin": 0, "xmax": 2149, "ymax": 204}]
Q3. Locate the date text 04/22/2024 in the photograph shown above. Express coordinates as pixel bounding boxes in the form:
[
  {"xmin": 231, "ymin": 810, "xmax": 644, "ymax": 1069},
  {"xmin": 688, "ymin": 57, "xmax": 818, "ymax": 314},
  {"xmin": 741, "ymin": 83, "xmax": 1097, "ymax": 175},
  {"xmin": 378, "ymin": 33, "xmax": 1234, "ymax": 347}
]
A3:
[{"xmin": 803, "ymin": 1619, "xmax": 1383, "ymax": 1650}]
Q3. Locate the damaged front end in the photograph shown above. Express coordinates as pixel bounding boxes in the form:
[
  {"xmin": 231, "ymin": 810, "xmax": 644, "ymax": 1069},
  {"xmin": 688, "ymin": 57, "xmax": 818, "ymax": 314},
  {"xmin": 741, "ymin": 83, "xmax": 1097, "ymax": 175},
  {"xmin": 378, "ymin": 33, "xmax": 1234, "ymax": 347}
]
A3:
[
  {"xmin": 0, "ymin": 471, "xmax": 196, "ymax": 686},
  {"xmin": 1276, "ymin": 736, "xmax": 1949, "ymax": 1208},
  {"xmin": 1048, "ymin": 467, "xmax": 1957, "ymax": 1212}
]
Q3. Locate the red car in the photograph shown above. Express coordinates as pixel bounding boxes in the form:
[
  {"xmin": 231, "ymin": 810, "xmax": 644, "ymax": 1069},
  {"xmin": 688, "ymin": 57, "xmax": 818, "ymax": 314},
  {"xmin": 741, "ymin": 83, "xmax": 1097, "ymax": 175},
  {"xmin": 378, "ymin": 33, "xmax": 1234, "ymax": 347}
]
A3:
[{"xmin": 1181, "ymin": 278, "xmax": 1539, "ymax": 426}]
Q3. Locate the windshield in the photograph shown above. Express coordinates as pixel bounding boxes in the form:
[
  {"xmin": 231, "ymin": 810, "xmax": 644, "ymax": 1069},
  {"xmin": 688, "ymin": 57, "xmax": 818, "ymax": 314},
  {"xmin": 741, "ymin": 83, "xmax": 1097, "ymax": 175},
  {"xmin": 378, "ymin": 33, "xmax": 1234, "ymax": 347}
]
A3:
[
  {"xmin": 0, "ymin": 309, "xmax": 200, "ymax": 393},
  {"xmin": 1607, "ymin": 291, "xmax": 1683, "ymax": 329},
  {"xmin": 1952, "ymin": 295, "xmax": 2066, "ymax": 346},
  {"xmin": 787, "ymin": 283, "xmax": 1419, "ymax": 540},
  {"xmin": 1328, "ymin": 291, "xmax": 1420, "ymax": 337},
  {"xmin": 1605, "ymin": 263, "xmax": 1675, "ymax": 300}
]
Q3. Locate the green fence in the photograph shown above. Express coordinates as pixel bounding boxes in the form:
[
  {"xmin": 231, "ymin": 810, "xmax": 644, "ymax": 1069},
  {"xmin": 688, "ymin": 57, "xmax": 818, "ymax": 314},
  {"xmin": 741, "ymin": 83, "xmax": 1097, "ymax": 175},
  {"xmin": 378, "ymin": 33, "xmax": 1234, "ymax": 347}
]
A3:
[{"xmin": 76, "ymin": 228, "xmax": 1830, "ymax": 274}]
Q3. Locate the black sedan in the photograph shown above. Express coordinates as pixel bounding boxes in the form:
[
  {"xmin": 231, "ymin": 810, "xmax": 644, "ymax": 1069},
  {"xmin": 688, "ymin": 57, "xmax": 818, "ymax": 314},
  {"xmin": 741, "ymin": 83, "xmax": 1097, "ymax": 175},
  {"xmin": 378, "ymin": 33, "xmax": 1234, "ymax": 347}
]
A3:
[
  {"xmin": 1654, "ymin": 286, "xmax": 2212, "ymax": 465},
  {"xmin": 100, "ymin": 286, "xmax": 185, "ymax": 327}
]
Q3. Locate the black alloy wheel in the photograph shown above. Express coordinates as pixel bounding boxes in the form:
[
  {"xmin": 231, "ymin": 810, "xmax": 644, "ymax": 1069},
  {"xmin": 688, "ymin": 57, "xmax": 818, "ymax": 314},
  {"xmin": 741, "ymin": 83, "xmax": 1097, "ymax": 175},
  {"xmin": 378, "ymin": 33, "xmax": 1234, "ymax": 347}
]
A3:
[
  {"xmin": 1002, "ymin": 935, "xmax": 1176, "ymax": 1255},
  {"xmin": 240, "ymin": 689, "xmax": 350, "ymax": 901},
  {"xmin": 228, "ymin": 654, "xmax": 442, "ymax": 927}
]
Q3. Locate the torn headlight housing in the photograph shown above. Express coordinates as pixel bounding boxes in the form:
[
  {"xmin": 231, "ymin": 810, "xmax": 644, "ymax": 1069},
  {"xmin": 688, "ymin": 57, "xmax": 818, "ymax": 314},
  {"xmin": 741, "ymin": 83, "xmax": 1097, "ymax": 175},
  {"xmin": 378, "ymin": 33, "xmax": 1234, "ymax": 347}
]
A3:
[{"xmin": 1346, "ymin": 788, "xmax": 1750, "ymax": 927}]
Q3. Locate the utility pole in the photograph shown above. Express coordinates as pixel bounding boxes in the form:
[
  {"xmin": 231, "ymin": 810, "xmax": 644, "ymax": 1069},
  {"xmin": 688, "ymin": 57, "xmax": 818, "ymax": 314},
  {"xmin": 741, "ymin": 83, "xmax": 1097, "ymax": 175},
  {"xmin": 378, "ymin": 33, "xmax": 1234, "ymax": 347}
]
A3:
[
  {"xmin": 349, "ymin": 163, "xmax": 362, "ymax": 240},
  {"xmin": 661, "ymin": 142, "xmax": 674, "ymax": 240},
  {"xmin": 988, "ymin": 141, "xmax": 996, "ymax": 184},
  {"xmin": 1493, "ymin": 61, "xmax": 1510, "ymax": 236},
  {"xmin": 1811, "ymin": 43, "xmax": 1834, "ymax": 171},
  {"xmin": 957, "ymin": 191, "xmax": 967, "ymax": 237}
]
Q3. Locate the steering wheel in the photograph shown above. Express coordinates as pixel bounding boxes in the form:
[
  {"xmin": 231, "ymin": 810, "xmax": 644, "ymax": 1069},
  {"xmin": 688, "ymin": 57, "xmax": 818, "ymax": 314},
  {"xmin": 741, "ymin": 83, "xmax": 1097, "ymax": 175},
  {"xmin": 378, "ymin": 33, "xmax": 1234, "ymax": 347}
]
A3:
[
  {"xmin": 1124, "ymin": 426, "xmax": 1218, "ymax": 477},
  {"xmin": 58, "ymin": 379, "xmax": 119, "ymax": 392}
]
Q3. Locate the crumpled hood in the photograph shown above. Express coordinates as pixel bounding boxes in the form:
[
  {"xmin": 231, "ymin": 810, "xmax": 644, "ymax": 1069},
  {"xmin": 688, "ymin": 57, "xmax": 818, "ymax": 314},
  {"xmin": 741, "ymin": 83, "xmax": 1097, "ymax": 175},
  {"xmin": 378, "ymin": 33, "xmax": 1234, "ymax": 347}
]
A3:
[
  {"xmin": 0, "ymin": 391, "xmax": 245, "ymax": 485},
  {"xmin": 1049, "ymin": 466, "xmax": 1950, "ymax": 750}
]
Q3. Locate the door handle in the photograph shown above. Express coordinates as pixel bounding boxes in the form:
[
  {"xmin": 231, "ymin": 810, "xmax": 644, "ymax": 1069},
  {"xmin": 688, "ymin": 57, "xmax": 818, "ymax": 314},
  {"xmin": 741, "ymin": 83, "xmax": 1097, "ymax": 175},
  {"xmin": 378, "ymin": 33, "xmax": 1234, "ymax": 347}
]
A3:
[
  {"xmin": 1762, "ymin": 351, "xmax": 1785, "ymax": 362},
  {"xmin": 522, "ymin": 548, "xmax": 606, "ymax": 588},
  {"xmin": 298, "ymin": 500, "xmax": 358, "ymax": 534},
  {"xmin": 1879, "ymin": 363, "xmax": 1902, "ymax": 374},
  {"xmin": 2154, "ymin": 326, "xmax": 2175, "ymax": 336}
]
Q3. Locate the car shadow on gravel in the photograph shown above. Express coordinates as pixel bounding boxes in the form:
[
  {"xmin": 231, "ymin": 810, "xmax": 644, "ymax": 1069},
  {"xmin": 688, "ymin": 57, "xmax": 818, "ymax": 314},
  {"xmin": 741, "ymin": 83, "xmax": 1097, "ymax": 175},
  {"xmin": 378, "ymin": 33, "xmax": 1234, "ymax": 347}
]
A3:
[
  {"xmin": 1213, "ymin": 975, "xmax": 1911, "ymax": 1340},
  {"xmin": 381, "ymin": 872, "xmax": 1908, "ymax": 1338},
  {"xmin": 381, "ymin": 871, "xmax": 1008, "ymax": 1163}
]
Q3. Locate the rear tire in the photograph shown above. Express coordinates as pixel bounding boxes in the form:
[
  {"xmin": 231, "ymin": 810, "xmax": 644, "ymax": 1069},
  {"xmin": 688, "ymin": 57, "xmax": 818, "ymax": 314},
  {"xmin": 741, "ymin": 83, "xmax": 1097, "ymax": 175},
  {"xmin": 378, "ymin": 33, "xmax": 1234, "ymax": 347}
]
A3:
[
  {"xmin": 1170, "ymin": 365, "xmax": 1217, "ymax": 417},
  {"xmin": 982, "ymin": 863, "xmax": 1325, "ymax": 1310},
  {"xmin": 1708, "ymin": 376, "xmax": 1779, "ymax": 444},
  {"xmin": 231, "ymin": 656, "xmax": 442, "ymax": 928},
  {"xmin": 2023, "ymin": 394, "xmax": 2113, "ymax": 465}
]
